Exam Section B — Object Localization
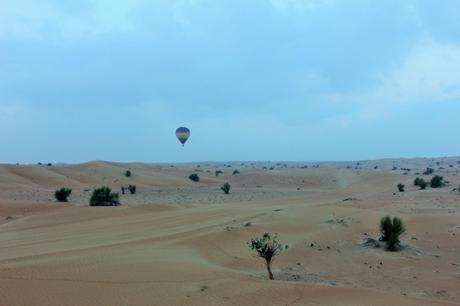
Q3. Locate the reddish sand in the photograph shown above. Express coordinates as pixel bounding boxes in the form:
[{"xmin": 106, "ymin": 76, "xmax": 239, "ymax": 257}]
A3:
[{"xmin": 1, "ymin": 159, "xmax": 459, "ymax": 305}]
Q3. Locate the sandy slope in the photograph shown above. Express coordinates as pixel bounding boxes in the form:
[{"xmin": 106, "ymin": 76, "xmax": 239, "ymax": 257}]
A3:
[{"xmin": 0, "ymin": 159, "xmax": 459, "ymax": 305}]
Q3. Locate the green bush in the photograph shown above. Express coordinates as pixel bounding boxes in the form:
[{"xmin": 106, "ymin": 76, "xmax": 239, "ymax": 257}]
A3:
[
  {"xmin": 189, "ymin": 173, "xmax": 200, "ymax": 182},
  {"xmin": 380, "ymin": 216, "xmax": 405, "ymax": 251},
  {"xmin": 125, "ymin": 170, "xmax": 132, "ymax": 177},
  {"xmin": 414, "ymin": 177, "xmax": 427, "ymax": 189},
  {"xmin": 215, "ymin": 170, "xmax": 223, "ymax": 177},
  {"xmin": 128, "ymin": 185, "xmax": 136, "ymax": 194},
  {"xmin": 397, "ymin": 184, "xmax": 405, "ymax": 192},
  {"xmin": 419, "ymin": 180, "xmax": 427, "ymax": 189},
  {"xmin": 90, "ymin": 186, "xmax": 120, "ymax": 206},
  {"xmin": 221, "ymin": 182, "xmax": 231, "ymax": 194},
  {"xmin": 430, "ymin": 175, "xmax": 444, "ymax": 188},
  {"xmin": 233, "ymin": 170, "xmax": 240, "ymax": 175},
  {"xmin": 423, "ymin": 168, "xmax": 434, "ymax": 175},
  {"xmin": 248, "ymin": 232, "xmax": 285, "ymax": 280},
  {"xmin": 54, "ymin": 188, "xmax": 72, "ymax": 202}
]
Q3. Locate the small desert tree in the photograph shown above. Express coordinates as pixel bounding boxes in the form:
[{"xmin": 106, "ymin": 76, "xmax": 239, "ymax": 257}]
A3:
[
  {"xmin": 125, "ymin": 170, "xmax": 132, "ymax": 177},
  {"xmin": 397, "ymin": 183, "xmax": 405, "ymax": 192},
  {"xmin": 221, "ymin": 182, "xmax": 231, "ymax": 194},
  {"xmin": 380, "ymin": 216, "xmax": 405, "ymax": 251},
  {"xmin": 430, "ymin": 175, "xmax": 444, "ymax": 188},
  {"xmin": 90, "ymin": 186, "xmax": 120, "ymax": 206},
  {"xmin": 54, "ymin": 188, "xmax": 72, "ymax": 202},
  {"xmin": 215, "ymin": 170, "xmax": 223, "ymax": 177},
  {"xmin": 233, "ymin": 170, "xmax": 240, "ymax": 175},
  {"xmin": 248, "ymin": 232, "xmax": 285, "ymax": 280},
  {"xmin": 189, "ymin": 173, "xmax": 200, "ymax": 182}
]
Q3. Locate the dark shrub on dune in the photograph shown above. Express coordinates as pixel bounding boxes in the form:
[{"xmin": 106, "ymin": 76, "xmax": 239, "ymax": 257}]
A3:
[
  {"xmin": 125, "ymin": 170, "xmax": 132, "ymax": 177},
  {"xmin": 215, "ymin": 170, "xmax": 223, "ymax": 177},
  {"xmin": 414, "ymin": 177, "xmax": 427, "ymax": 189},
  {"xmin": 90, "ymin": 186, "xmax": 120, "ymax": 206},
  {"xmin": 189, "ymin": 173, "xmax": 200, "ymax": 182},
  {"xmin": 128, "ymin": 185, "xmax": 136, "ymax": 194},
  {"xmin": 221, "ymin": 182, "xmax": 231, "ymax": 194},
  {"xmin": 233, "ymin": 170, "xmax": 240, "ymax": 175},
  {"xmin": 397, "ymin": 184, "xmax": 405, "ymax": 192},
  {"xmin": 54, "ymin": 188, "xmax": 72, "ymax": 202},
  {"xmin": 423, "ymin": 168, "xmax": 434, "ymax": 175},
  {"xmin": 430, "ymin": 175, "xmax": 444, "ymax": 188},
  {"xmin": 380, "ymin": 216, "xmax": 405, "ymax": 251}
]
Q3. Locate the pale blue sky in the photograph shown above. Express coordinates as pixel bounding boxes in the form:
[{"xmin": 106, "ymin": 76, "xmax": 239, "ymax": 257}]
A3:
[{"xmin": 0, "ymin": 0, "xmax": 459, "ymax": 163}]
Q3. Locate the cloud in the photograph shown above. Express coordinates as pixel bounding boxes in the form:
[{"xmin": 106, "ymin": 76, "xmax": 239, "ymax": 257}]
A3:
[{"xmin": 320, "ymin": 38, "xmax": 460, "ymax": 127}]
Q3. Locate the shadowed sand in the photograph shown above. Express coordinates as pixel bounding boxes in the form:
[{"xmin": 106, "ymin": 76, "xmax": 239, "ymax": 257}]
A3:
[{"xmin": 1, "ymin": 158, "xmax": 460, "ymax": 305}]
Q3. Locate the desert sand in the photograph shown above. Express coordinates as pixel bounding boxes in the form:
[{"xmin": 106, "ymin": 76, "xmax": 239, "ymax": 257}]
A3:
[{"xmin": 1, "ymin": 158, "xmax": 459, "ymax": 305}]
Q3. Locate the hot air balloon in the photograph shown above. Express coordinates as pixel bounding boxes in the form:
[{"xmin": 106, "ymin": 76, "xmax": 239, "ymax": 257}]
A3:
[{"xmin": 176, "ymin": 127, "xmax": 190, "ymax": 146}]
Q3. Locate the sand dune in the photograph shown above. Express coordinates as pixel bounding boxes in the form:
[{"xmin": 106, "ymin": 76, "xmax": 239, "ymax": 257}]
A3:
[{"xmin": 1, "ymin": 159, "xmax": 460, "ymax": 305}]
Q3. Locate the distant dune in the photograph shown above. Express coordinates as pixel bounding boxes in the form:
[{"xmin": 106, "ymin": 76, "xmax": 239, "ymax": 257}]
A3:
[{"xmin": 0, "ymin": 157, "xmax": 459, "ymax": 305}]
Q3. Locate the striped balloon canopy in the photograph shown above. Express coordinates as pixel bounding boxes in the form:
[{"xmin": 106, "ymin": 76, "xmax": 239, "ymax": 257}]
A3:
[{"xmin": 175, "ymin": 127, "xmax": 190, "ymax": 146}]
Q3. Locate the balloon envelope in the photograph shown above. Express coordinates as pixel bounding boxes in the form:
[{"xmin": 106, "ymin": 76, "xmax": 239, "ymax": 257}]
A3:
[{"xmin": 175, "ymin": 127, "xmax": 190, "ymax": 146}]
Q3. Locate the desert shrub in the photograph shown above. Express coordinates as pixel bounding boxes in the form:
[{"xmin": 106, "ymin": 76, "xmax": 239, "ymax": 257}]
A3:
[
  {"xmin": 233, "ymin": 170, "xmax": 240, "ymax": 175},
  {"xmin": 414, "ymin": 177, "xmax": 427, "ymax": 189},
  {"xmin": 215, "ymin": 170, "xmax": 223, "ymax": 177},
  {"xmin": 128, "ymin": 185, "xmax": 136, "ymax": 194},
  {"xmin": 423, "ymin": 168, "xmax": 434, "ymax": 175},
  {"xmin": 380, "ymin": 216, "xmax": 405, "ymax": 251},
  {"xmin": 221, "ymin": 182, "xmax": 231, "ymax": 194},
  {"xmin": 430, "ymin": 175, "xmax": 444, "ymax": 188},
  {"xmin": 125, "ymin": 170, "xmax": 132, "ymax": 177},
  {"xmin": 189, "ymin": 173, "xmax": 200, "ymax": 182},
  {"xmin": 54, "ymin": 188, "xmax": 72, "ymax": 202},
  {"xmin": 248, "ymin": 232, "xmax": 286, "ymax": 280},
  {"xmin": 121, "ymin": 186, "xmax": 126, "ymax": 194},
  {"xmin": 397, "ymin": 184, "xmax": 405, "ymax": 192},
  {"xmin": 90, "ymin": 186, "xmax": 120, "ymax": 206},
  {"xmin": 419, "ymin": 180, "xmax": 427, "ymax": 189}
]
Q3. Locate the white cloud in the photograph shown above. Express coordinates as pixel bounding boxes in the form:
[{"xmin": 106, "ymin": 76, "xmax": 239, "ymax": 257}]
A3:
[
  {"xmin": 375, "ymin": 38, "xmax": 460, "ymax": 103},
  {"xmin": 320, "ymin": 38, "xmax": 460, "ymax": 126}
]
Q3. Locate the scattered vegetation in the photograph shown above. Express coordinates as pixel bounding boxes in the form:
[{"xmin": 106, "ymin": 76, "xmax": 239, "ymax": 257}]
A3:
[
  {"xmin": 128, "ymin": 185, "xmax": 137, "ymax": 194},
  {"xmin": 189, "ymin": 173, "xmax": 200, "ymax": 182},
  {"xmin": 414, "ymin": 177, "xmax": 427, "ymax": 189},
  {"xmin": 430, "ymin": 175, "xmax": 444, "ymax": 188},
  {"xmin": 54, "ymin": 188, "xmax": 72, "ymax": 202},
  {"xmin": 248, "ymin": 232, "xmax": 286, "ymax": 280},
  {"xmin": 221, "ymin": 182, "xmax": 231, "ymax": 194},
  {"xmin": 233, "ymin": 169, "xmax": 240, "ymax": 175},
  {"xmin": 423, "ymin": 167, "xmax": 434, "ymax": 175},
  {"xmin": 125, "ymin": 170, "xmax": 132, "ymax": 177},
  {"xmin": 90, "ymin": 186, "xmax": 120, "ymax": 206},
  {"xmin": 397, "ymin": 183, "xmax": 405, "ymax": 192},
  {"xmin": 380, "ymin": 216, "xmax": 405, "ymax": 251},
  {"xmin": 215, "ymin": 170, "xmax": 223, "ymax": 177}
]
